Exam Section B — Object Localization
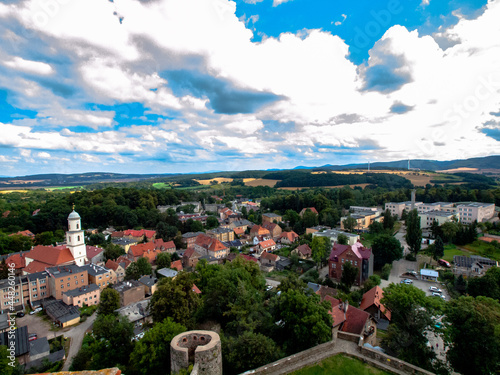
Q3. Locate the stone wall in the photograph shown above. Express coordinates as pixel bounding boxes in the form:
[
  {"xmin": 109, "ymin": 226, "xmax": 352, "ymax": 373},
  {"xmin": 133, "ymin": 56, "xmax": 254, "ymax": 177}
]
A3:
[
  {"xmin": 171, "ymin": 330, "xmax": 222, "ymax": 375},
  {"xmin": 337, "ymin": 331, "xmax": 361, "ymax": 343},
  {"xmin": 359, "ymin": 347, "xmax": 435, "ymax": 375}
]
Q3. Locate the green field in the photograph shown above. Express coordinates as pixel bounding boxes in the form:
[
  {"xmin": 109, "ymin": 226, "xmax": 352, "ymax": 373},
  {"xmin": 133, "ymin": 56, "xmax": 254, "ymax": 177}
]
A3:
[
  {"xmin": 442, "ymin": 244, "xmax": 472, "ymax": 262},
  {"xmin": 463, "ymin": 240, "xmax": 500, "ymax": 261},
  {"xmin": 152, "ymin": 182, "xmax": 172, "ymax": 189},
  {"xmin": 44, "ymin": 186, "xmax": 82, "ymax": 191},
  {"xmin": 291, "ymin": 354, "xmax": 394, "ymax": 375}
]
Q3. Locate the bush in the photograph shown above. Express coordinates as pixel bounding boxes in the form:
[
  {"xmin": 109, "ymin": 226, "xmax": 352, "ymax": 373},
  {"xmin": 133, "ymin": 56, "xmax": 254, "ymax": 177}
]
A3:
[
  {"xmin": 381, "ymin": 263, "xmax": 392, "ymax": 280},
  {"xmin": 405, "ymin": 253, "xmax": 416, "ymax": 261}
]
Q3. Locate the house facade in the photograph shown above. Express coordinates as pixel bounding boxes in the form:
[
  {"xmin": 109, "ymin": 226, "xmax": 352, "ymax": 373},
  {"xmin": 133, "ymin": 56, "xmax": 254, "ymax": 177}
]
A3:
[{"xmin": 328, "ymin": 242, "xmax": 373, "ymax": 286}]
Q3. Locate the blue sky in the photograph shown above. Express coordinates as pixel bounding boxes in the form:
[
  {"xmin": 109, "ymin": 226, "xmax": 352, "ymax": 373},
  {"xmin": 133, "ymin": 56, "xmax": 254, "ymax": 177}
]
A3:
[{"xmin": 0, "ymin": 0, "xmax": 499, "ymax": 176}]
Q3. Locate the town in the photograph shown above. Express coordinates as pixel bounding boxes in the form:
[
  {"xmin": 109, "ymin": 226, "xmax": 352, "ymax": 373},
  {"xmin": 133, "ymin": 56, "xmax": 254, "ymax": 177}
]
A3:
[{"xmin": 0, "ymin": 176, "xmax": 499, "ymax": 375}]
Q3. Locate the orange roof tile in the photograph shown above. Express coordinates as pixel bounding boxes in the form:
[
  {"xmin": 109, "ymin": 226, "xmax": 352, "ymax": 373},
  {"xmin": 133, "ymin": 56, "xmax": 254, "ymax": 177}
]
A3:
[
  {"xmin": 9, "ymin": 230, "xmax": 35, "ymax": 238},
  {"xmin": 26, "ymin": 245, "xmax": 74, "ymax": 267},
  {"xmin": 171, "ymin": 260, "xmax": 183, "ymax": 271},
  {"xmin": 192, "ymin": 284, "xmax": 201, "ymax": 294},
  {"xmin": 233, "ymin": 228, "xmax": 245, "ymax": 235},
  {"xmin": 260, "ymin": 251, "xmax": 278, "ymax": 261},
  {"xmin": 6, "ymin": 253, "xmax": 26, "ymax": 269},
  {"xmin": 195, "ymin": 234, "xmax": 228, "ymax": 253},
  {"xmin": 116, "ymin": 256, "xmax": 132, "ymax": 269},
  {"xmin": 105, "ymin": 259, "xmax": 120, "ymax": 271},
  {"xmin": 23, "ymin": 260, "xmax": 49, "ymax": 274},
  {"xmin": 259, "ymin": 239, "xmax": 276, "ymax": 249},
  {"xmin": 280, "ymin": 231, "xmax": 299, "ymax": 242},
  {"xmin": 129, "ymin": 242, "xmax": 155, "ymax": 257},
  {"xmin": 359, "ymin": 286, "xmax": 391, "ymax": 321}
]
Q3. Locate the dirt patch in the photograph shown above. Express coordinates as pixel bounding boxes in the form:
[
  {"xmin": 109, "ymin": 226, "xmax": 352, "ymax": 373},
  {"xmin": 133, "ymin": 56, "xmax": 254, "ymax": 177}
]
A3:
[
  {"xmin": 244, "ymin": 178, "xmax": 280, "ymax": 187},
  {"xmin": 437, "ymin": 167, "xmax": 478, "ymax": 173},
  {"xmin": 278, "ymin": 184, "xmax": 370, "ymax": 190}
]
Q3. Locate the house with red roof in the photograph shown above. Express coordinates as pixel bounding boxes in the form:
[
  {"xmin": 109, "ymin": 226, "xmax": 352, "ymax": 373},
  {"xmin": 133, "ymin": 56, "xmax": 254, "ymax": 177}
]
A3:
[
  {"xmin": 8, "ymin": 230, "xmax": 35, "ymax": 238},
  {"xmin": 328, "ymin": 241, "xmax": 373, "ymax": 286},
  {"xmin": 279, "ymin": 231, "xmax": 299, "ymax": 245},
  {"xmin": 128, "ymin": 242, "xmax": 155, "ymax": 262},
  {"xmin": 153, "ymin": 239, "xmax": 176, "ymax": 254},
  {"xmin": 249, "ymin": 225, "xmax": 271, "ymax": 238},
  {"xmin": 259, "ymin": 251, "xmax": 279, "ymax": 270},
  {"xmin": 293, "ymin": 244, "xmax": 312, "ymax": 259},
  {"xmin": 193, "ymin": 234, "xmax": 229, "ymax": 259},
  {"xmin": 171, "ymin": 259, "xmax": 183, "ymax": 271},
  {"xmin": 226, "ymin": 253, "xmax": 258, "ymax": 263},
  {"xmin": 262, "ymin": 222, "xmax": 282, "ymax": 239},
  {"xmin": 219, "ymin": 207, "xmax": 235, "ymax": 220},
  {"xmin": 256, "ymin": 239, "xmax": 276, "ymax": 255},
  {"xmin": 359, "ymin": 286, "xmax": 391, "ymax": 322},
  {"xmin": 105, "ymin": 259, "xmax": 126, "ymax": 282},
  {"xmin": 300, "ymin": 207, "xmax": 319, "ymax": 216},
  {"xmin": 5, "ymin": 252, "xmax": 27, "ymax": 276},
  {"xmin": 123, "ymin": 229, "xmax": 156, "ymax": 242},
  {"xmin": 86, "ymin": 245, "xmax": 104, "ymax": 265},
  {"xmin": 324, "ymin": 296, "xmax": 377, "ymax": 345},
  {"xmin": 182, "ymin": 247, "xmax": 202, "ymax": 269},
  {"xmin": 233, "ymin": 227, "xmax": 245, "ymax": 237},
  {"xmin": 23, "ymin": 245, "xmax": 75, "ymax": 275}
]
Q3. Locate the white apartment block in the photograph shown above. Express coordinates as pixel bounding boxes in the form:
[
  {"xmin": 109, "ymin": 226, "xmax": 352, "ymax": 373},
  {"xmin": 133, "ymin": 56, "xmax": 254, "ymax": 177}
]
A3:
[
  {"xmin": 456, "ymin": 202, "xmax": 495, "ymax": 224},
  {"xmin": 385, "ymin": 201, "xmax": 423, "ymax": 218},
  {"xmin": 419, "ymin": 210, "xmax": 459, "ymax": 229}
]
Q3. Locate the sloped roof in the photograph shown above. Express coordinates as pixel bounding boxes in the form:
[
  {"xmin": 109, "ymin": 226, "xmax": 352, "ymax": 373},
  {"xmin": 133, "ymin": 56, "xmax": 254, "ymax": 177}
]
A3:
[
  {"xmin": 359, "ymin": 286, "xmax": 391, "ymax": 321},
  {"xmin": 324, "ymin": 295, "xmax": 345, "ymax": 328},
  {"xmin": 171, "ymin": 260, "xmax": 183, "ymax": 271},
  {"xmin": 86, "ymin": 245, "xmax": 104, "ymax": 260},
  {"xmin": 329, "ymin": 242, "xmax": 371, "ymax": 261},
  {"xmin": 280, "ymin": 231, "xmax": 299, "ymax": 242},
  {"xmin": 9, "ymin": 230, "xmax": 35, "ymax": 237},
  {"xmin": 250, "ymin": 225, "xmax": 270, "ymax": 236},
  {"xmin": 6, "ymin": 252, "xmax": 26, "ymax": 269},
  {"xmin": 192, "ymin": 284, "xmax": 201, "ymax": 294},
  {"xmin": 24, "ymin": 260, "xmax": 49, "ymax": 274},
  {"xmin": 27, "ymin": 245, "xmax": 75, "ymax": 267},
  {"xmin": 105, "ymin": 259, "xmax": 121, "ymax": 272},
  {"xmin": 195, "ymin": 234, "xmax": 228, "ymax": 253},
  {"xmin": 123, "ymin": 229, "xmax": 156, "ymax": 238},
  {"xmin": 300, "ymin": 207, "xmax": 318, "ymax": 215},
  {"xmin": 259, "ymin": 239, "xmax": 276, "ymax": 248},
  {"xmin": 183, "ymin": 247, "xmax": 201, "ymax": 259},
  {"xmin": 129, "ymin": 242, "xmax": 155, "ymax": 257},
  {"xmin": 260, "ymin": 251, "xmax": 278, "ymax": 262},
  {"xmin": 233, "ymin": 227, "xmax": 245, "ymax": 235},
  {"xmin": 296, "ymin": 244, "xmax": 312, "ymax": 256},
  {"xmin": 116, "ymin": 256, "xmax": 132, "ymax": 269},
  {"xmin": 342, "ymin": 305, "xmax": 371, "ymax": 335}
]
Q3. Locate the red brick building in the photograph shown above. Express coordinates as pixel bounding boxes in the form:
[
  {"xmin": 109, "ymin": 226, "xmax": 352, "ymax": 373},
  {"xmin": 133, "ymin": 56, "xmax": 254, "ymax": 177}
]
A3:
[{"xmin": 328, "ymin": 241, "xmax": 373, "ymax": 286}]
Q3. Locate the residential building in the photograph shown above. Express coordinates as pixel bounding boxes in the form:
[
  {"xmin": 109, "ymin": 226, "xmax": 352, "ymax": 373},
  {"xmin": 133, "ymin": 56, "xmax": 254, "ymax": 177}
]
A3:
[
  {"xmin": 171, "ymin": 259, "xmax": 183, "ymax": 271},
  {"xmin": 0, "ymin": 271, "xmax": 50, "ymax": 313},
  {"xmin": 46, "ymin": 264, "xmax": 89, "ymax": 300},
  {"xmin": 82, "ymin": 264, "xmax": 115, "ymax": 290},
  {"xmin": 113, "ymin": 280, "xmax": 145, "ymax": 307},
  {"xmin": 86, "ymin": 245, "xmax": 105, "ymax": 265},
  {"xmin": 8, "ymin": 230, "xmax": 35, "ymax": 238},
  {"xmin": 249, "ymin": 225, "xmax": 271, "ymax": 238},
  {"xmin": 312, "ymin": 229, "xmax": 360, "ymax": 246},
  {"xmin": 62, "ymin": 284, "xmax": 100, "ymax": 307},
  {"xmin": 262, "ymin": 222, "xmax": 282, "ymax": 239},
  {"xmin": 262, "ymin": 213, "xmax": 282, "ymax": 223},
  {"xmin": 138, "ymin": 275, "xmax": 158, "ymax": 296},
  {"xmin": 419, "ymin": 210, "xmax": 458, "ymax": 229},
  {"xmin": 359, "ymin": 286, "xmax": 391, "ymax": 322},
  {"xmin": 111, "ymin": 237, "xmax": 139, "ymax": 253},
  {"xmin": 306, "ymin": 225, "xmax": 331, "ymax": 235},
  {"xmin": 182, "ymin": 248, "xmax": 202, "ymax": 269},
  {"xmin": 259, "ymin": 252, "xmax": 279, "ymax": 271},
  {"xmin": 299, "ymin": 207, "xmax": 318, "ymax": 216},
  {"xmin": 153, "ymin": 239, "xmax": 176, "ymax": 254},
  {"xmin": 128, "ymin": 242, "xmax": 156, "ymax": 262},
  {"xmin": 182, "ymin": 232, "xmax": 205, "ymax": 249},
  {"xmin": 292, "ymin": 244, "xmax": 312, "ymax": 259},
  {"xmin": 105, "ymin": 259, "xmax": 126, "ymax": 282},
  {"xmin": 193, "ymin": 234, "xmax": 229, "ymax": 259},
  {"xmin": 384, "ymin": 201, "xmax": 423, "ymax": 218},
  {"xmin": 279, "ymin": 231, "xmax": 299, "ymax": 244},
  {"xmin": 206, "ymin": 227, "xmax": 235, "ymax": 242},
  {"xmin": 340, "ymin": 211, "xmax": 381, "ymax": 231},
  {"xmin": 457, "ymin": 202, "xmax": 495, "ymax": 224},
  {"xmin": 157, "ymin": 268, "xmax": 178, "ymax": 279},
  {"xmin": 453, "ymin": 255, "xmax": 498, "ymax": 277},
  {"xmin": 4, "ymin": 252, "xmax": 26, "ymax": 276},
  {"xmin": 256, "ymin": 239, "xmax": 276, "ymax": 254},
  {"xmin": 123, "ymin": 229, "xmax": 156, "ymax": 242},
  {"xmin": 328, "ymin": 242, "xmax": 373, "ymax": 286}
]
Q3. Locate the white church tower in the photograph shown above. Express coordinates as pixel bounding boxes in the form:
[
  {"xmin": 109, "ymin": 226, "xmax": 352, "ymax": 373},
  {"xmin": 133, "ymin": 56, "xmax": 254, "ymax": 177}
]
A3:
[{"xmin": 66, "ymin": 206, "xmax": 87, "ymax": 266}]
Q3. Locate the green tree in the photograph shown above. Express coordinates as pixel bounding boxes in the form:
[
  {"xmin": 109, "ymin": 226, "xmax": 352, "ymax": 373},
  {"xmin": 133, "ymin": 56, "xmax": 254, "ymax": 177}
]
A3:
[
  {"xmin": 222, "ymin": 331, "xmax": 281, "ymax": 375},
  {"xmin": 155, "ymin": 252, "xmax": 171, "ymax": 270},
  {"xmin": 382, "ymin": 209, "xmax": 395, "ymax": 230},
  {"xmin": 342, "ymin": 216, "xmax": 357, "ymax": 232},
  {"xmin": 311, "ymin": 236, "xmax": 330, "ymax": 269},
  {"xmin": 341, "ymin": 261, "xmax": 358, "ymax": 291},
  {"xmin": 0, "ymin": 345, "xmax": 15, "ymax": 375},
  {"xmin": 128, "ymin": 318, "xmax": 187, "ymax": 375},
  {"xmin": 467, "ymin": 267, "xmax": 500, "ymax": 300},
  {"xmin": 433, "ymin": 236, "xmax": 444, "ymax": 261},
  {"xmin": 381, "ymin": 283, "xmax": 438, "ymax": 371},
  {"xmin": 271, "ymin": 289, "xmax": 332, "ymax": 355},
  {"xmin": 125, "ymin": 257, "xmax": 152, "ymax": 280},
  {"xmin": 405, "ymin": 209, "xmax": 422, "ymax": 256},
  {"xmin": 103, "ymin": 243, "xmax": 125, "ymax": 261},
  {"xmin": 445, "ymin": 296, "xmax": 500, "ymax": 375},
  {"xmin": 441, "ymin": 221, "xmax": 459, "ymax": 243},
  {"xmin": 368, "ymin": 221, "xmax": 384, "ymax": 234},
  {"xmin": 302, "ymin": 210, "xmax": 319, "ymax": 229},
  {"xmin": 337, "ymin": 233, "xmax": 348, "ymax": 245},
  {"xmin": 148, "ymin": 272, "xmax": 201, "ymax": 328},
  {"xmin": 34, "ymin": 231, "xmax": 55, "ymax": 246},
  {"xmin": 205, "ymin": 216, "xmax": 219, "ymax": 229},
  {"xmin": 98, "ymin": 287, "xmax": 121, "ymax": 316},
  {"xmin": 372, "ymin": 234, "xmax": 403, "ymax": 269}
]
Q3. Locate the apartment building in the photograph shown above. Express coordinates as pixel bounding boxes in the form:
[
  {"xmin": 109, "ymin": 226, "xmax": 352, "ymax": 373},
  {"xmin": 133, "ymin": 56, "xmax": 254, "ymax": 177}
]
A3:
[
  {"xmin": 46, "ymin": 265, "xmax": 88, "ymax": 300},
  {"xmin": 419, "ymin": 210, "xmax": 458, "ymax": 229},
  {"xmin": 456, "ymin": 202, "xmax": 495, "ymax": 224},
  {"xmin": 312, "ymin": 229, "xmax": 360, "ymax": 246},
  {"xmin": 0, "ymin": 271, "xmax": 50, "ymax": 313},
  {"xmin": 62, "ymin": 284, "xmax": 100, "ymax": 307},
  {"xmin": 206, "ymin": 227, "xmax": 235, "ymax": 242},
  {"xmin": 82, "ymin": 264, "xmax": 115, "ymax": 290}
]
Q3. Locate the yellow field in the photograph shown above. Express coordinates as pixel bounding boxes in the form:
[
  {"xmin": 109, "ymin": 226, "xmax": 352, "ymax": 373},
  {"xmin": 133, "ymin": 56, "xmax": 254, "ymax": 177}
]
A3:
[
  {"xmin": 194, "ymin": 177, "xmax": 234, "ymax": 185},
  {"xmin": 327, "ymin": 170, "xmax": 437, "ymax": 186},
  {"xmin": 243, "ymin": 178, "xmax": 280, "ymax": 187},
  {"xmin": 279, "ymin": 183, "xmax": 370, "ymax": 191},
  {"xmin": 311, "ymin": 171, "xmax": 327, "ymax": 174},
  {"xmin": 0, "ymin": 189, "xmax": 29, "ymax": 194},
  {"xmin": 436, "ymin": 167, "xmax": 478, "ymax": 173}
]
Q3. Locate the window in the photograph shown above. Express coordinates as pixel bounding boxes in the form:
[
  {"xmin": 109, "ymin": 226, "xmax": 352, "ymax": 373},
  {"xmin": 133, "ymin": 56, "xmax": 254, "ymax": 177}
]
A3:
[
  {"xmin": 67, "ymin": 283, "xmax": 70, "ymax": 287},
  {"xmin": 77, "ymin": 223, "xmax": 79, "ymax": 229},
  {"xmin": 82, "ymin": 279, "xmax": 84, "ymax": 283},
  {"xmin": 40, "ymin": 279, "xmax": 45, "ymax": 284},
  {"xmin": 33, "ymin": 294, "xmax": 37, "ymax": 298},
  {"xmin": 31, "ymin": 281, "xmax": 36, "ymax": 286},
  {"xmin": 61, "ymin": 284, "xmax": 64, "ymax": 289},
  {"xmin": 68, "ymin": 277, "xmax": 70, "ymax": 281},
  {"xmin": 75, "ymin": 281, "xmax": 78, "ymax": 285},
  {"xmin": 74, "ymin": 276, "xmax": 77, "ymax": 279},
  {"xmin": 32, "ymin": 288, "xmax": 37, "ymax": 292}
]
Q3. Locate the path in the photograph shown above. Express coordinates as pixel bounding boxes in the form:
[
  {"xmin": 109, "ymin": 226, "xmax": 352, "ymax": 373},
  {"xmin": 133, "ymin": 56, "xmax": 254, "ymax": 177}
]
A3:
[{"xmin": 62, "ymin": 313, "xmax": 97, "ymax": 371}]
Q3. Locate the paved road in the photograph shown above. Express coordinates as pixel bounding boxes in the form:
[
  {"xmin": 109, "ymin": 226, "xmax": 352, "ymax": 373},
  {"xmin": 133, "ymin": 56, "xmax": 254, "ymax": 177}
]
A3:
[
  {"xmin": 62, "ymin": 313, "xmax": 97, "ymax": 371},
  {"xmin": 394, "ymin": 224, "xmax": 410, "ymax": 256}
]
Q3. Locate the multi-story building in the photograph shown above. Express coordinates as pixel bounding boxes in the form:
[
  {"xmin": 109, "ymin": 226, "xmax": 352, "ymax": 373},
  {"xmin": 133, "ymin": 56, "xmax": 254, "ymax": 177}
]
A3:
[
  {"xmin": 181, "ymin": 232, "xmax": 205, "ymax": 249},
  {"xmin": 262, "ymin": 222, "xmax": 282, "ymax": 239},
  {"xmin": 0, "ymin": 271, "xmax": 50, "ymax": 313},
  {"xmin": 419, "ymin": 210, "xmax": 458, "ymax": 229},
  {"xmin": 82, "ymin": 264, "xmax": 115, "ymax": 290},
  {"xmin": 328, "ymin": 242, "xmax": 373, "ymax": 286},
  {"xmin": 105, "ymin": 259, "xmax": 127, "ymax": 282},
  {"xmin": 312, "ymin": 229, "xmax": 360, "ymax": 246},
  {"xmin": 262, "ymin": 213, "xmax": 282, "ymax": 224},
  {"xmin": 62, "ymin": 284, "xmax": 100, "ymax": 307},
  {"xmin": 206, "ymin": 227, "xmax": 235, "ymax": 242},
  {"xmin": 193, "ymin": 234, "xmax": 229, "ymax": 259},
  {"xmin": 384, "ymin": 201, "xmax": 424, "ymax": 218},
  {"xmin": 456, "ymin": 202, "xmax": 495, "ymax": 224},
  {"xmin": 340, "ymin": 211, "xmax": 381, "ymax": 231},
  {"xmin": 46, "ymin": 265, "xmax": 88, "ymax": 300},
  {"xmin": 113, "ymin": 280, "xmax": 145, "ymax": 307}
]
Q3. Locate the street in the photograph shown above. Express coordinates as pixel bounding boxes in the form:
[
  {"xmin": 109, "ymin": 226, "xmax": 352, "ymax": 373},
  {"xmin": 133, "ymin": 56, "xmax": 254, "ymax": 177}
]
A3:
[{"xmin": 62, "ymin": 313, "xmax": 97, "ymax": 371}]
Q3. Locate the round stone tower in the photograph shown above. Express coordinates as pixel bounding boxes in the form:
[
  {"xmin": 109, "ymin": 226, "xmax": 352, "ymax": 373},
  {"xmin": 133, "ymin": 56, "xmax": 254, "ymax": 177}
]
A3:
[{"xmin": 170, "ymin": 330, "xmax": 222, "ymax": 375}]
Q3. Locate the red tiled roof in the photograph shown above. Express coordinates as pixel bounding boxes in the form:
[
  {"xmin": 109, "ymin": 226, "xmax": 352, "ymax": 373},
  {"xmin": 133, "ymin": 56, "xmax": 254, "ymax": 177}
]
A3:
[
  {"xmin": 9, "ymin": 230, "xmax": 35, "ymax": 238},
  {"xmin": 250, "ymin": 225, "xmax": 270, "ymax": 236},
  {"xmin": 195, "ymin": 234, "xmax": 228, "ymax": 253},
  {"xmin": 86, "ymin": 245, "xmax": 104, "ymax": 260},
  {"xmin": 129, "ymin": 242, "xmax": 155, "ymax": 257},
  {"xmin": 142, "ymin": 249, "xmax": 161, "ymax": 264},
  {"xmin": 123, "ymin": 229, "xmax": 156, "ymax": 238},
  {"xmin": 153, "ymin": 238, "xmax": 175, "ymax": 250},
  {"xmin": 6, "ymin": 253, "xmax": 26, "ymax": 269},
  {"xmin": 234, "ymin": 228, "xmax": 245, "ymax": 236},
  {"xmin": 183, "ymin": 247, "xmax": 201, "ymax": 259},
  {"xmin": 111, "ymin": 231, "xmax": 125, "ymax": 238},
  {"xmin": 23, "ymin": 260, "xmax": 49, "ymax": 274},
  {"xmin": 192, "ymin": 284, "xmax": 201, "ymax": 294},
  {"xmin": 32, "ymin": 209, "xmax": 40, "ymax": 216},
  {"xmin": 296, "ymin": 244, "xmax": 312, "ymax": 256},
  {"xmin": 259, "ymin": 239, "xmax": 276, "ymax": 249},
  {"xmin": 342, "ymin": 304, "xmax": 371, "ymax": 335},
  {"xmin": 171, "ymin": 260, "xmax": 183, "ymax": 271},
  {"xmin": 105, "ymin": 259, "xmax": 120, "ymax": 271},
  {"xmin": 260, "ymin": 251, "xmax": 278, "ymax": 262},
  {"xmin": 26, "ymin": 245, "xmax": 75, "ymax": 267},
  {"xmin": 329, "ymin": 242, "xmax": 371, "ymax": 261},
  {"xmin": 280, "ymin": 231, "xmax": 299, "ymax": 242},
  {"xmin": 324, "ymin": 296, "xmax": 345, "ymax": 328},
  {"xmin": 359, "ymin": 286, "xmax": 391, "ymax": 321},
  {"xmin": 300, "ymin": 207, "xmax": 318, "ymax": 215},
  {"xmin": 262, "ymin": 222, "xmax": 278, "ymax": 231},
  {"xmin": 116, "ymin": 256, "xmax": 132, "ymax": 269},
  {"xmin": 2, "ymin": 211, "xmax": 10, "ymax": 218}
]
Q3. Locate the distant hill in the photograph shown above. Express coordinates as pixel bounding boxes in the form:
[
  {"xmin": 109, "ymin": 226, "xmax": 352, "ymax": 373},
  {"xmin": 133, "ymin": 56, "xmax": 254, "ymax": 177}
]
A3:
[{"xmin": 302, "ymin": 155, "xmax": 500, "ymax": 171}]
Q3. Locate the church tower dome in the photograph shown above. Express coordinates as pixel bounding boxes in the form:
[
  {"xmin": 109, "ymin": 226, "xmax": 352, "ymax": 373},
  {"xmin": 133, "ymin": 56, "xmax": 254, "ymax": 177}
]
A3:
[{"xmin": 66, "ymin": 206, "xmax": 87, "ymax": 266}]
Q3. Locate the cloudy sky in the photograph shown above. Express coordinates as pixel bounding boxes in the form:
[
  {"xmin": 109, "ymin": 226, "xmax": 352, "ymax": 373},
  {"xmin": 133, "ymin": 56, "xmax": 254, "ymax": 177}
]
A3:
[{"xmin": 0, "ymin": 0, "xmax": 499, "ymax": 176}]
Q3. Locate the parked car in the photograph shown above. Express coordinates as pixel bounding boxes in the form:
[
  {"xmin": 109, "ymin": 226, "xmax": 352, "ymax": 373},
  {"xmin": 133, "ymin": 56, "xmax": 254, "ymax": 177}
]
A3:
[
  {"xmin": 28, "ymin": 334, "xmax": 37, "ymax": 341},
  {"xmin": 438, "ymin": 259, "xmax": 451, "ymax": 268},
  {"xmin": 401, "ymin": 279, "xmax": 413, "ymax": 284},
  {"xmin": 16, "ymin": 312, "xmax": 25, "ymax": 318},
  {"xmin": 431, "ymin": 292, "xmax": 445, "ymax": 299},
  {"xmin": 429, "ymin": 286, "xmax": 442, "ymax": 293}
]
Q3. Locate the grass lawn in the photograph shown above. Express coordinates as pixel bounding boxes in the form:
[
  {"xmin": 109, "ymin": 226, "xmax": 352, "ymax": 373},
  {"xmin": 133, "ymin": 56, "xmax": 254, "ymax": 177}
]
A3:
[
  {"xmin": 44, "ymin": 186, "xmax": 82, "ymax": 191},
  {"xmin": 152, "ymin": 182, "xmax": 172, "ymax": 189},
  {"xmin": 442, "ymin": 244, "xmax": 472, "ymax": 262},
  {"xmin": 463, "ymin": 240, "xmax": 500, "ymax": 261},
  {"xmin": 291, "ymin": 354, "xmax": 394, "ymax": 375}
]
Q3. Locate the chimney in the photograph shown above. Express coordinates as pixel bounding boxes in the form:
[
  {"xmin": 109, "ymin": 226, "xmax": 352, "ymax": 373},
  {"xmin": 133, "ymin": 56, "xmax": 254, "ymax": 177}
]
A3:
[{"xmin": 344, "ymin": 300, "xmax": 349, "ymax": 313}]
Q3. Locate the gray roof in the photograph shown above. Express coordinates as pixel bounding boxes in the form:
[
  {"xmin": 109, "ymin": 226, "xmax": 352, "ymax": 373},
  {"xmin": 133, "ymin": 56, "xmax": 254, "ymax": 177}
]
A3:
[
  {"xmin": 422, "ymin": 210, "xmax": 457, "ymax": 217},
  {"xmin": 113, "ymin": 280, "xmax": 142, "ymax": 292},
  {"xmin": 156, "ymin": 268, "xmax": 178, "ymax": 278},
  {"xmin": 116, "ymin": 299, "xmax": 151, "ymax": 323},
  {"xmin": 25, "ymin": 349, "xmax": 66, "ymax": 371},
  {"xmin": 454, "ymin": 255, "xmax": 497, "ymax": 268},
  {"xmin": 263, "ymin": 213, "xmax": 281, "ymax": 218},
  {"xmin": 307, "ymin": 282, "xmax": 321, "ymax": 293},
  {"xmin": 138, "ymin": 275, "xmax": 158, "ymax": 287},
  {"xmin": 27, "ymin": 271, "xmax": 50, "ymax": 281},
  {"xmin": 182, "ymin": 231, "xmax": 204, "ymax": 239},
  {"xmin": 68, "ymin": 210, "xmax": 81, "ymax": 219},
  {"xmin": 207, "ymin": 227, "xmax": 233, "ymax": 234},
  {"xmin": 0, "ymin": 313, "xmax": 9, "ymax": 331},
  {"xmin": 63, "ymin": 283, "xmax": 100, "ymax": 298},
  {"xmin": 0, "ymin": 326, "xmax": 29, "ymax": 356},
  {"xmin": 112, "ymin": 238, "xmax": 138, "ymax": 246},
  {"xmin": 29, "ymin": 337, "xmax": 50, "ymax": 357},
  {"xmin": 42, "ymin": 299, "xmax": 80, "ymax": 323},
  {"xmin": 46, "ymin": 264, "xmax": 85, "ymax": 278},
  {"xmin": 81, "ymin": 264, "xmax": 110, "ymax": 276},
  {"xmin": 457, "ymin": 202, "xmax": 494, "ymax": 208}
]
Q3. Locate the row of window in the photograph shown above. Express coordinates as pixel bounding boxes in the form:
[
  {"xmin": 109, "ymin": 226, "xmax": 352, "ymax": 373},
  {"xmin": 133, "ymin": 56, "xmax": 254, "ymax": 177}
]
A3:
[{"xmin": 60, "ymin": 280, "xmax": 85, "ymax": 289}]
